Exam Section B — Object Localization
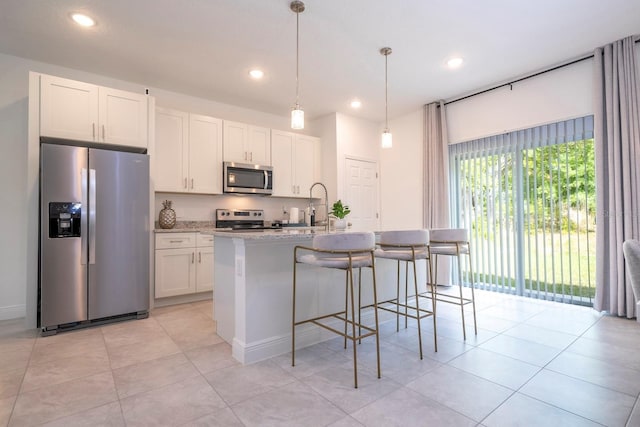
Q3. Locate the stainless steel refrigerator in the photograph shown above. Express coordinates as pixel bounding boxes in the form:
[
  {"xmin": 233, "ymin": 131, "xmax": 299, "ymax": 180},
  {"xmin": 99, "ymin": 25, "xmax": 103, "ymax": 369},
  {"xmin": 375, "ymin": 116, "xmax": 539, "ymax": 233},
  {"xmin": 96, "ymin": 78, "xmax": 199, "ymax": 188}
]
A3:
[{"xmin": 39, "ymin": 142, "xmax": 150, "ymax": 334}]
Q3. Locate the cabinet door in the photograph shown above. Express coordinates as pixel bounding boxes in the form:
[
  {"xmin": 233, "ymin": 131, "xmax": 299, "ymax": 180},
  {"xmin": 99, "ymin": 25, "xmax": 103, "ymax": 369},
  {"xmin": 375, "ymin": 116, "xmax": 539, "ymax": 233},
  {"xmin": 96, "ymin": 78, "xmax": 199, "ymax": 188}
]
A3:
[
  {"xmin": 196, "ymin": 246, "xmax": 214, "ymax": 292},
  {"xmin": 155, "ymin": 108, "xmax": 189, "ymax": 192},
  {"xmin": 40, "ymin": 74, "xmax": 98, "ymax": 142},
  {"xmin": 270, "ymin": 129, "xmax": 295, "ymax": 197},
  {"xmin": 154, "ymin": 248, "xmax": 196, "ymax": 298},
  {"xmin": 294, "ymin": 135, "xmax": 317, "ymax": 197},
  {"xmin": 99, "ymin": 87, "xmax": 148, "ymax": 148},
  {"xmin": 248, "ymin": 125, "xmax": 271, "ymax": 165},
  {"xmin": 189, "ymin": 114, "xmax": 223, "ymax": 194},
  {"xmin": 223, "ymin": 120, "xmax": 248, "ymax": 163}
]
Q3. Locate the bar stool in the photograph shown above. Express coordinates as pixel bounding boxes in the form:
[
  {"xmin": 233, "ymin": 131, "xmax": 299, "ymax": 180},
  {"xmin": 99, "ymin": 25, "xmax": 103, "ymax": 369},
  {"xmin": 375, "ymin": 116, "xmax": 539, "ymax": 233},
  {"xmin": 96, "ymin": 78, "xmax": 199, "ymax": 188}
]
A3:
[
  {"xmin": 374, "ymin": 230, "xmax": 437, "ymax": 359},
  {"xmin": 426, "ymin": 228, "xmax": 477, "ymax": 339},
  {"xmin": 292, "ymin": 232, "xmax": 380, "ymax": 388}
]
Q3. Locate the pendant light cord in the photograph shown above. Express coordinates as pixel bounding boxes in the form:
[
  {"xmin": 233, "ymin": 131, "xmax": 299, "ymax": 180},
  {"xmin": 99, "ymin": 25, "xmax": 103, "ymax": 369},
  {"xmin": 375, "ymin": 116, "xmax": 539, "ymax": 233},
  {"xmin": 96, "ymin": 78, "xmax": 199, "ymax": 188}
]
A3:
[
  {"xmin": 384, "ymin": 52, "xmax": 388, "ymax": 129},
  {"xmin": 295, "ymin": 8, "xmax": 300, "ymax": 107}
]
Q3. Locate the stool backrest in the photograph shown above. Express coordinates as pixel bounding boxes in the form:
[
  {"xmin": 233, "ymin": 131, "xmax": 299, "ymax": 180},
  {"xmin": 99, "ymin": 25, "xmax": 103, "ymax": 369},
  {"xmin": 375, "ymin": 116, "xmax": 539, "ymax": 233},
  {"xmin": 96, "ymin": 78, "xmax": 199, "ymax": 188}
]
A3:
[
  {"xmin": 379, "ymin": 229, "xmax": 429, "ymax": 246},
  {"xmin": 429, "ymin": 228, "xmax": 468, "ymax": 242},
  {"xmin": 313, "ymin": 232, "xmax": 375, "ymax": 252}
]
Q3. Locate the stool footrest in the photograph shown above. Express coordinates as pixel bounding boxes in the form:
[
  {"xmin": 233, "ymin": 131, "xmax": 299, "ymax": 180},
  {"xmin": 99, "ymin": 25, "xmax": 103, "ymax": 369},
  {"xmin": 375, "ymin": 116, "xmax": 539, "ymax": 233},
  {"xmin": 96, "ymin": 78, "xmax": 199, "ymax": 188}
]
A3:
[
  {"xmin": 364, "ymin": 299, "xmax": 434, "ymax": 321},
  {"xmin": 294, "ymin": 311, "xmax": 378, "ymax": 341},
  {"xmin": 419, "ymin": 290, "xmax": 473, "ymax": 306}
]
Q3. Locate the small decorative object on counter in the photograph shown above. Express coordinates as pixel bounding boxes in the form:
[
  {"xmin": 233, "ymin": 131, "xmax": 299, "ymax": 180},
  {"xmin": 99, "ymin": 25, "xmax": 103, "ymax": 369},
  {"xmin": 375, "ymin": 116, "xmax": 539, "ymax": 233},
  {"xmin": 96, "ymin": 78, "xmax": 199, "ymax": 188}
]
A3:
[
  {"xmin": 330, "ymin": 200, "xmax": 350, "ymax": 230},
  {"xmin": 159, "ymin": 200, "xmax": 177, "ymax": 229}
]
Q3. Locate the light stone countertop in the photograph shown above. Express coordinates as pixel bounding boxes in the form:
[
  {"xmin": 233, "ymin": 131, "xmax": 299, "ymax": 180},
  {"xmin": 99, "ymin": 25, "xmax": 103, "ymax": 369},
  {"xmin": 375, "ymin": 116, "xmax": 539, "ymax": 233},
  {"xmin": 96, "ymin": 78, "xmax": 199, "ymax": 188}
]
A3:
[
  {"xmin": 202, "ymin": 228, "xmax": 325, "ymax": 240},
  {"xmin": 154, "ymin": 221, "xmax": 326, "ymax": 237}
]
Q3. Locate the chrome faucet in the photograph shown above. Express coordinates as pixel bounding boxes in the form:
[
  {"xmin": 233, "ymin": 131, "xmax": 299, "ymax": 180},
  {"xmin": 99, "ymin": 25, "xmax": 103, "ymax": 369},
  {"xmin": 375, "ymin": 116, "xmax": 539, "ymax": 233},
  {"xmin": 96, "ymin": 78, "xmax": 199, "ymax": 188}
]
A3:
[{"xmin": 309, "ymin": 182, "xmax": 329, "ymax": 232}]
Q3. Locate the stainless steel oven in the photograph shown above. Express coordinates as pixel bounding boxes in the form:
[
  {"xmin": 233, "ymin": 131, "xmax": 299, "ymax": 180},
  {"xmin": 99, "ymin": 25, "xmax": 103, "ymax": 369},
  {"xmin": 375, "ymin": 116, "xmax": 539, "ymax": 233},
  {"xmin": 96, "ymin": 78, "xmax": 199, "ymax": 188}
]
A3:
[{"xmin": 223, "ymin": 162, "xmax": 273, "ymax": 195}]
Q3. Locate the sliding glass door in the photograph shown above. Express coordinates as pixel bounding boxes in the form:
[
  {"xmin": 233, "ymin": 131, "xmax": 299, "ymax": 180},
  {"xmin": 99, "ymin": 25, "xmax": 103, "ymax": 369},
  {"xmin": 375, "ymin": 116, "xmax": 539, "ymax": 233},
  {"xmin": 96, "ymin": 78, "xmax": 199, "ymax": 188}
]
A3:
[{"xmin": 449, "ymin": 116, "xmax": 596, "ymax": 305}]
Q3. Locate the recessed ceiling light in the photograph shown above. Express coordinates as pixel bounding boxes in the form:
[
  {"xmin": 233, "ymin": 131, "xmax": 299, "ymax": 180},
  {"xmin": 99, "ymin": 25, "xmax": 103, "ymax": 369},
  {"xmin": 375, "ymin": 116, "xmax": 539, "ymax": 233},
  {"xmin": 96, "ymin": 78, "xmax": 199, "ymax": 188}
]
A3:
[
  {"xmin": 249, "ymin": 69, "xmax": 264, "ymax": 80},
  {"xmin": 350, "ymin": 99, "xmax": 362, "ymax": 109},
  {"xmin": 71, "ymin": 13, "xmax": 95, "ymax": 27},
  {"xmin": 447, "ymin": 57, "xmax": 464, "ymax": 69}
]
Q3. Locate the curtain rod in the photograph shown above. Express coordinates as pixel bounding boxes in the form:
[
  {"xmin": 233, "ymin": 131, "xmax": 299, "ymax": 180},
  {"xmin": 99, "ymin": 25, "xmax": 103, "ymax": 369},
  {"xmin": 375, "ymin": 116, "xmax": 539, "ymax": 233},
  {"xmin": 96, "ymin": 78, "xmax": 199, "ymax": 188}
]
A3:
[{"xmin": 443, "ymin": 36, "xmax": 640, "ymax": 107}]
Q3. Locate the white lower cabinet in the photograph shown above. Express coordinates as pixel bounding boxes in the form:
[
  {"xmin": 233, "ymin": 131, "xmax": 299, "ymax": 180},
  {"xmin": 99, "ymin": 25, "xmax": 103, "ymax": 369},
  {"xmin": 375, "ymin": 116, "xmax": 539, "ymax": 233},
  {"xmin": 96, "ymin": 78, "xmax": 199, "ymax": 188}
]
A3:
[{"xmin": 155, "ymin": 233, "xmax": 214, "ymax": 298}]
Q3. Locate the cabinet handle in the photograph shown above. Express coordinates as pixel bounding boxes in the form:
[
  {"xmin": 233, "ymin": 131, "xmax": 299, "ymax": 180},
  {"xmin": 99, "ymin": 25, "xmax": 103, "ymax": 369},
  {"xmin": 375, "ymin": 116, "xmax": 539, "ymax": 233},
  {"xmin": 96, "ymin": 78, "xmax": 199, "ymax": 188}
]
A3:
[
  {"xmin": 249, "ymin": 152, "xmax": 253, "ymax": 162},
  {"xmin": 191, "ymin": 178, "xmax": 194, "ymax": 189},
  {"xmin": 169, "ymin": 240, "xmax": 184, "ymax": 243},
  {"xmin": 102, "ymin": 125, "xmax": 105, "ymax": 140},
  {"xmin": 192, "ymin": 252, "xmax": 195, "ymax": 264},
  {"xmin": 92, "ymin": 123, "xmax": 96, "ymax": 140},
  {"xmin": 198, "ymin": 252, "xmax": 201, "ymax": 263},
  {"xmin": 244, "ymin": 152, "xmax": 247, "ymax": 160},
  {"xmin": 292, "ymin": 185, "xmax": 295, "ymax": 194},
  {"xmin": 184, "ymin": 178, "xmax": 188, "ymax": 189}
]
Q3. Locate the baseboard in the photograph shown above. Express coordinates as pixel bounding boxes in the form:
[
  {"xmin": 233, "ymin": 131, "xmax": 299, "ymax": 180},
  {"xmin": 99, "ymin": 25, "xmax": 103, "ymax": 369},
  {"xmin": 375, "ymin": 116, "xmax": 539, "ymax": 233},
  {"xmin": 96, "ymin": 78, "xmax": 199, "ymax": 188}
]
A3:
[
  {"xmin": 0, "ymin": 304, "xmax": 26, "ymax": 321},
  {"xmin": 153, "ymin": 292, "xmax": 212, "ymax": 308}
]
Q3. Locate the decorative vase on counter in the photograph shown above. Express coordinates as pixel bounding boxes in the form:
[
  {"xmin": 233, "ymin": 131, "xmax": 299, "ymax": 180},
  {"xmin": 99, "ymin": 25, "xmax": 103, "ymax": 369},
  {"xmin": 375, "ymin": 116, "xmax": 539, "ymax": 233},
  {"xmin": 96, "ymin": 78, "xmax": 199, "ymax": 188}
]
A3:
[
  {"xmin": 334, "ymin": 219, "xmax": 347, "ymax": 231},
  {"xmin": 159, "ymin": 200, "xmax": 177, "ymax": 229}
]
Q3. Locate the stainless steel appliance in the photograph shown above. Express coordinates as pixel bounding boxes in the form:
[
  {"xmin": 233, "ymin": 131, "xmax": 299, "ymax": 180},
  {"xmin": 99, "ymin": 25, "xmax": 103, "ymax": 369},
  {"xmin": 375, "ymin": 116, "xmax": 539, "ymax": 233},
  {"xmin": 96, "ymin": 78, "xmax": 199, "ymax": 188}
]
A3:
[
  {"xmin": 39, "ymin": 142, "xmax": 150, "ymax": 335},
  {"xmin": 216, "ymin": 209, "xmax": 281, "ymax": 231},
  {"xmin": 223, "ymin": 162, "xmax": 273, "ymax": 195}
]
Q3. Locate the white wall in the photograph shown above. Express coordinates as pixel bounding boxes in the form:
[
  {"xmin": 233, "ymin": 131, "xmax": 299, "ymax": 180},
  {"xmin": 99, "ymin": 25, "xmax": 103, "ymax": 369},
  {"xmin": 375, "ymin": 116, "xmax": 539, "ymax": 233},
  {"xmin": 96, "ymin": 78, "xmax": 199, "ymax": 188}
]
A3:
[
  {"xmin": 0, "ymin": 57, "xmax": 29, "ymax": 320},
  {"xmin": 379, "ymin": 108, "xmax": 424, "ymax": 231},
  {"xmin": 445, "ymin": 59, "xmax": 593, "ymax": 144}
]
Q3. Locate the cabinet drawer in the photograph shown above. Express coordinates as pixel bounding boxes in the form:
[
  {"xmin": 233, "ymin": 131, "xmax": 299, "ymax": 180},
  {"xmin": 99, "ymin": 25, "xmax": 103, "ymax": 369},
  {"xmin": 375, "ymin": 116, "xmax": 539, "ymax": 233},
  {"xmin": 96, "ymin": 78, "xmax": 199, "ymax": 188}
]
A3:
[
  {"xmin": 155, "ymin": 233, "xmax": 196, "ymax": 249},
  {"xmin": 197, "ymin": 233, "xmax": 214, "ymax": 247}
]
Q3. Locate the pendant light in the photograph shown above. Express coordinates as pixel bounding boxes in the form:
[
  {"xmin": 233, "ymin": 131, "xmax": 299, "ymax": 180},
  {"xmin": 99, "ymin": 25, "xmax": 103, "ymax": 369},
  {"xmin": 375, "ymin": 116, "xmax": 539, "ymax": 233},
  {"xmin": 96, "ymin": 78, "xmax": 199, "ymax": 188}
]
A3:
[
  {"xmin": 380, "ymin": 47, "xmax": 392, "ymax": 148},
  {"xmin": 290, "ymin": 1, "xmax": 305, "ymax": 130}
]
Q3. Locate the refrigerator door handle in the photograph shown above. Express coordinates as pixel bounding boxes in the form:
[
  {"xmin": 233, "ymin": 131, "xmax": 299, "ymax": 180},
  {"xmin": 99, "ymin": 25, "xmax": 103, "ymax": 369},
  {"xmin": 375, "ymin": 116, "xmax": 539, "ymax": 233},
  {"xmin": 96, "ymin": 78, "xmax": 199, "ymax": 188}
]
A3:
[
  {"xmin": 89, "ymin": 168, "xmax": 97, "ymax": 264},
  {"xmin": 81, "ymin": 168, "xmax": 88, "ymax": 264}
]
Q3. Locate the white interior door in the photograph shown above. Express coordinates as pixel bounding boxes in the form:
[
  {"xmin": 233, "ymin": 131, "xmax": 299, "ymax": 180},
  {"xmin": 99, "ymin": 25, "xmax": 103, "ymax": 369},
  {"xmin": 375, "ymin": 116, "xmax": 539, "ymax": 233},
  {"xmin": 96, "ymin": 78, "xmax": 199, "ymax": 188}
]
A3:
[{"xmin": 345, "ymin": 158, "xmax": 379, "ymax": 231}]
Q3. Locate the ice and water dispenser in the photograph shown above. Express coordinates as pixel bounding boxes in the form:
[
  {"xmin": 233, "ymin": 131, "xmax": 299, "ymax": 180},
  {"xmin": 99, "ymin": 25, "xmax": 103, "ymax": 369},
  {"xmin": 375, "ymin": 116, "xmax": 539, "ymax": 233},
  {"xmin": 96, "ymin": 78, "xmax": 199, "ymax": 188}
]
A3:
[{"xmin": 48, "ymin": 202, "xmax": 82, "ymax": 238}]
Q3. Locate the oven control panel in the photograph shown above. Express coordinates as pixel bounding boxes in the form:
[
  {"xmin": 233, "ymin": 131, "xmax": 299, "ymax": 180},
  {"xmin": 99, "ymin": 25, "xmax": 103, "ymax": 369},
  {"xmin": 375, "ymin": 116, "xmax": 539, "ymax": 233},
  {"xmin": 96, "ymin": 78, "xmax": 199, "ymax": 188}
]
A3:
[{"xmin": 216, "ymin": 209, "xmax": 264, "ymax": 221}]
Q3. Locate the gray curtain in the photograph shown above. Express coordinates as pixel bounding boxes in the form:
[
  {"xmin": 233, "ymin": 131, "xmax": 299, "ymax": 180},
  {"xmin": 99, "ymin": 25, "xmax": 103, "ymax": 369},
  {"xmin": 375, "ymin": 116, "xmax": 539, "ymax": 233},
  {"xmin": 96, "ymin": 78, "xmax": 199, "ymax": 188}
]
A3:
[
  {"xmin": 594, "ymin": 36, "xmax": 640, "ymax": 317},
  {"xmin": 423, "ymin": 101, "xmax": 450, "ymax": 229}
]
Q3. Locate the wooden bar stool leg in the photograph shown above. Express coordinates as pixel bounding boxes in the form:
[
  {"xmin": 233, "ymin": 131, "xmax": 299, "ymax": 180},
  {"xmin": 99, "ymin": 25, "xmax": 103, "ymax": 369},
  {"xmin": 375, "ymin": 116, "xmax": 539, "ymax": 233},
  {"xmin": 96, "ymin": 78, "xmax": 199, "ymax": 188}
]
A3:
[
  {"xmin": 412, "ymin": 258, "xmax": 423, "ymax": 359},
  {"xmin": 469, "ymin": 249, "xmax": 478, "ymax": 334},
  {"xmin": 404, "ymin": 261, "xmax": 409, "ymax": 329},
  {"xmin": 348, "ymin": 264, "xmax": 359, "ymax": 388},
  {"xmin": 343, "ymin": 271, "xmax": 348, "ymax": 349},
  {"xmin": 292, "ymin": 256, "xmax": 297, "ymax": 367},
  {"xmin": 456, "ymin": 247, "xmax": 467, "ymax": 340},
  {"xmin": 395, "ymin": 260, "xmax": 401, "ymax": 332},
  {"xmin": 371, "ymin": 262, "xmax": 381, "ymax": 379}
]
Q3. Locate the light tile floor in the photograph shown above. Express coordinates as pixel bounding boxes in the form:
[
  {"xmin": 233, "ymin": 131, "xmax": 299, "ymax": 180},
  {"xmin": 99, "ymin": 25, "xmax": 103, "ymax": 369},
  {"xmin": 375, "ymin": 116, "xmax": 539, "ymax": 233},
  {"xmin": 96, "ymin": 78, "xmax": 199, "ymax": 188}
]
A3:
[{"xmin": 1, "ymin": 289, "xmax": 640, "ymax": 426}]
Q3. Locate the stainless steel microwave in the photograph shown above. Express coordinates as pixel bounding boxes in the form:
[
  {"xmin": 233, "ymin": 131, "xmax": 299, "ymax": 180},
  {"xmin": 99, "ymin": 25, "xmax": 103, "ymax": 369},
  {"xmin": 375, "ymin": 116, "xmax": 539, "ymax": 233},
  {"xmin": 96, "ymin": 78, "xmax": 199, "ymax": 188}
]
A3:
[{"xmin": 223, "ymin": 162, "xmax": 273, "ymax": 195}]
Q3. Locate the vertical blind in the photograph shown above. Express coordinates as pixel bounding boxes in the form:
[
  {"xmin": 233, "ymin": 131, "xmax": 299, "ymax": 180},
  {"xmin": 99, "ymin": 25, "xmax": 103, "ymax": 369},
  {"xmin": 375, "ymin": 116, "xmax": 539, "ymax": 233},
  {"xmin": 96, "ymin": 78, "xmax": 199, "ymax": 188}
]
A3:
[{"xmin": 449, "ymin": 116, "xmax": 596, "ymax": 305}]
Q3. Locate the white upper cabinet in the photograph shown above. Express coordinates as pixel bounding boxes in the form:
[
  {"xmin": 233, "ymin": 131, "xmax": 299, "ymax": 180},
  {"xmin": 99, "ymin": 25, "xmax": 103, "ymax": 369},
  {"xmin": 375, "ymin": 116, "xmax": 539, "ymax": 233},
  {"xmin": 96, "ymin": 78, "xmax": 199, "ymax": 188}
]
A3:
[
  {"xmin": 155, "ymin": 107, "xmax": 222, "ymax": 194},
  {"xmin": 40, "ymin": 74, "xmax": 148, "ymax": 149},
  {"xmin": 40, "ymin": 75, "xmax": 99, "ymax": 142},
  {"xmin": 189, "ymin": 114, "xmax": 223, "ymax": 194},
  {"xmin": 223, "ymin": 120, "xmax": 270, "ymax": 165},
  {"xmin": 98, "ymin": 87, "xmax": 148, "ymax": 148},
  {"xmin": 271, "ymin": 129, "xmax": 318, "ymax": 197},
  {"xmin": 155, "ymin": 108, "xmax": 189, "ymax": 192}
]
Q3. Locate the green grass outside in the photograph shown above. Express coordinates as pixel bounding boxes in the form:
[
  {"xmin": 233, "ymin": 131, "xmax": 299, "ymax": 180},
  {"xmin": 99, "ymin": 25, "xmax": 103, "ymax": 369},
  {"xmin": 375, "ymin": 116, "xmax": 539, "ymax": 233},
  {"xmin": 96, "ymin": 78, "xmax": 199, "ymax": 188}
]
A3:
[{"xmin": 464, "ymin": 231, "xmax": 596, "ymax": 301}]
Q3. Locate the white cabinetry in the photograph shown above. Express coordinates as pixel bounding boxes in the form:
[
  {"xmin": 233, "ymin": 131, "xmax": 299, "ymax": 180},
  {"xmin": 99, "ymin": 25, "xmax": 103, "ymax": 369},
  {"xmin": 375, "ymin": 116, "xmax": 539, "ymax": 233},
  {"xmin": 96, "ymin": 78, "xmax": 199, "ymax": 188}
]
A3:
[
  {"xmin": 223, "ymin": 120, "xmax": 270, "ymax": 165},
  {"xmin": 271, "ymin": 130, "xmax": 318, "ymax": 197},
  {"xmin": 155, "ymin": 108, "xmax": 223, "ymax": 194},
  {"xmin": 155, "ymin": 233, "xmax": 214, "ymax": 298},
  {"xmin": 40, "ymin": 74, "xmax": 148, "ymax": 148}
]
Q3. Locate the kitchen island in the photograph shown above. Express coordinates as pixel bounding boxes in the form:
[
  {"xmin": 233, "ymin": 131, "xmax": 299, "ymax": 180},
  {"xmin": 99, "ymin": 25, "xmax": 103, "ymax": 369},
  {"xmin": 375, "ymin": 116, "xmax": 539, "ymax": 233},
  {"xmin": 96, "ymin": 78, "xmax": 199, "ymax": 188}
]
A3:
[{"xmin": 206, "ymin": 229, "xmax": 401, "ymax": 364}]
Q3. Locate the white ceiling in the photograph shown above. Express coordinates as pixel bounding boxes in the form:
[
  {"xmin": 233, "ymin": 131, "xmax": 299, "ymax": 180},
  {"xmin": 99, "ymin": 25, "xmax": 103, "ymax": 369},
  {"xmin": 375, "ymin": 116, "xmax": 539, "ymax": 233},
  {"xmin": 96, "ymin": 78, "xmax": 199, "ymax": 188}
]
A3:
[{"xmin": 1, "ymin": 0, "xmax": 639, "ymax": 123}]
